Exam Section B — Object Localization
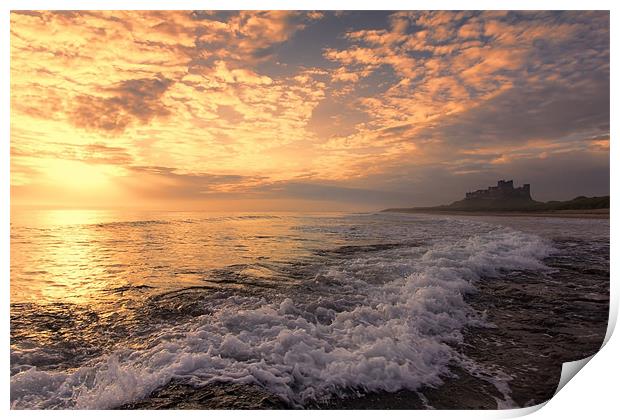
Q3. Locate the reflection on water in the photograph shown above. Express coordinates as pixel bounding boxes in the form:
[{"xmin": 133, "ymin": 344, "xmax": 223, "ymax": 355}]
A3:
[
  {"xmin": 13, "ymin": 209, "xmax": 124, "ymax": 227},
  {"xmin": 10, "ymin": 210, "xmax": 343, "ymax": 306}
]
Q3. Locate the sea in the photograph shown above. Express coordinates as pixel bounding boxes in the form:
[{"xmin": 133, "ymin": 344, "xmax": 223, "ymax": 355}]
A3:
[{"xmin": 9, "ymin": 210, "xmax": 610, "ymax": 409}]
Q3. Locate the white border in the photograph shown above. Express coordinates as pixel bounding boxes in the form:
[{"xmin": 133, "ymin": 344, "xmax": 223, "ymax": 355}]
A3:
[{"xmin": 2, "ymin": 2, "xmax": 617, "ymax": 420}]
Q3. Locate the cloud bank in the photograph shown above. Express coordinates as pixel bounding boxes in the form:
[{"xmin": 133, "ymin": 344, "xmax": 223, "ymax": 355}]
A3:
[{"xmin": 10, "ymin": 11, "xmax": 609, "ymax": 209}]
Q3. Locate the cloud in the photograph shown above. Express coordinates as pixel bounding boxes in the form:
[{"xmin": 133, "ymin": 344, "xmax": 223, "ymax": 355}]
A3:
[
  {"xmin": 68, "ymin": 76, "xmax": 174, "ymax": 134},
  {"xmin": 123, "ymin": 166, "xmax": 267, "ymax": 199},
  {"xmin": 82, "ymin": 144, "xmax": 135, "ymax": 165},
  {"xmin": 10, "ymin": 11, "xmax": 609, "ymax": 209},
  {"xmin": 316, "ymin": 11, "xmax": 609, "ymax": 181},
  {"xmin": 194, "ymin": 11, "xmax": 318, "ymax": 65},
  {"xmin": 11, "ymin": 142, "xmax": 134, "ymax": 166},
  {"xmin": 418, "ymin": 75, "xmax": 610, "ymax": 148}
]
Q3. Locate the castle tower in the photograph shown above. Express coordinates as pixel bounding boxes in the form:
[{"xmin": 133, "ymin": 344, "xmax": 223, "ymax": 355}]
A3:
[
  {"xmin": 497, "ymin": 180, "xmax": 514, "ymax": 189},
  {"xmin": 522, "ymin": 184, "xmax": 531, "ymax": 199}
]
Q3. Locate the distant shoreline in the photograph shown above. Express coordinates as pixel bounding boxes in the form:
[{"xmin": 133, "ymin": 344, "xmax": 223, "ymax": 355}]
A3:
[{"xmin": 382, "ymin": 208, "xmax": 610, "ymax": 219}]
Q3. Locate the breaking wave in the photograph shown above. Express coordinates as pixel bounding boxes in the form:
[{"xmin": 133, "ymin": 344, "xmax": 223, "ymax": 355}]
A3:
[{"xmin": 10, "ymin": 226, "xmax": 554, "ymax": 409}]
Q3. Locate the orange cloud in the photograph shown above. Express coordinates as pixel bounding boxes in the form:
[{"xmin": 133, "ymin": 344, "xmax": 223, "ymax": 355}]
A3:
[
  {"xmin": 10, "ymin": 11, "xmax": 609, "ymax": 209},
  {"xmin": 68, "ymin": 76, "xmax": 174, "ymax": 134}
]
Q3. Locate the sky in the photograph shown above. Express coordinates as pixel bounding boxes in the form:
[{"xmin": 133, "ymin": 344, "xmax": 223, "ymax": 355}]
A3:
[{"xmin": 10, "ymin": 10, "xmax": 610, "ymax": 211}]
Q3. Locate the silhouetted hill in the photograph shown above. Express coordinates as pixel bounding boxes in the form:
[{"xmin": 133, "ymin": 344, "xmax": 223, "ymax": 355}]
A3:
[
  {"xmin": 442, "ymin": 196, "xmax": 535, "ymax": 211},
  {"xmin": 384, "ymin": 195, "xmax": 609, "ymax": 213},
  {"xmin": 530, "ymin": 195, "xmax": 609, "ymax": 211},
  {"xmin": 384, "ymin": 180, "xmax": 608, "ymax": 214}
]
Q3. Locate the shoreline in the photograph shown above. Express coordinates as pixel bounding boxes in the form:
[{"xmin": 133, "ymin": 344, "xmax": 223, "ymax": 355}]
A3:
[{"xmin": 382, "ymin": 208, "xmax": 609, "ymax": 219}]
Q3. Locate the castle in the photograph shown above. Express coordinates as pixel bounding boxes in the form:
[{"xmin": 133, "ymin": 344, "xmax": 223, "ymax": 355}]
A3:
[{"xmin": 465, "ymin": 180, "xmax": 531, "ymax": 201}]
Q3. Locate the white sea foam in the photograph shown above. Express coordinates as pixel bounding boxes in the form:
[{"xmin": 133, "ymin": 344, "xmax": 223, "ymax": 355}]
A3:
[{"xmin": 10, "ymin": 223, "xmax": 554, "ymax": 409}]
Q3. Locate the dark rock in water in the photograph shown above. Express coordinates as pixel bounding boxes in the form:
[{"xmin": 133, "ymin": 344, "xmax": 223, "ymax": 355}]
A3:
[
  {"xmin": 318, "ymin": 366, "xmax": 501, "ymax": 410},
  {"xmin": 119, "ymin": 381, "xmax": 289, "ymax": 410},
  {"xmin": 457, "ymin": 238, "xmax": 609, "ymax": 408}
]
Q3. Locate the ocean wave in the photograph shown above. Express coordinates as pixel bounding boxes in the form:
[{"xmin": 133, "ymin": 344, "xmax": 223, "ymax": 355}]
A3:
[{"xmin": 10, "ymin": 226, "xmax": 554, "ymax": 409}]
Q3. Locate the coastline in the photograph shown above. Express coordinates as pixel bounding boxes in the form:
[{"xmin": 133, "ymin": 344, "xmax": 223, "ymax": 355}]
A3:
[{"xmin": 382, "ymin": 208, "xmax": 609, "ymax": 219}]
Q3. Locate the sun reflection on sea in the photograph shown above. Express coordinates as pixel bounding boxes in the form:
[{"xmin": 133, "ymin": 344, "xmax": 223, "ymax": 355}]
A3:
[
  {"xmin": 10, "ymin": 210, "xmax": 330, "ymax": 307},
  {"xmin": 15, "ymin": 209, "xmax": 130, "ymax": 228}
]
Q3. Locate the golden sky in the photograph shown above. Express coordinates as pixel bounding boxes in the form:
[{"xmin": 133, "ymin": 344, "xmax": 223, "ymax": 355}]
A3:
[{"xmin": 10, "ymin": 11, "xmax": 610, "ymax": 210}]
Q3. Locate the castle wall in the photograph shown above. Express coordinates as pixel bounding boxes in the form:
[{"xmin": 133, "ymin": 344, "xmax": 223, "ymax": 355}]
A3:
[{"xmin": 464, "ymin": 180, "xmax": 532, "ymax": 201}]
